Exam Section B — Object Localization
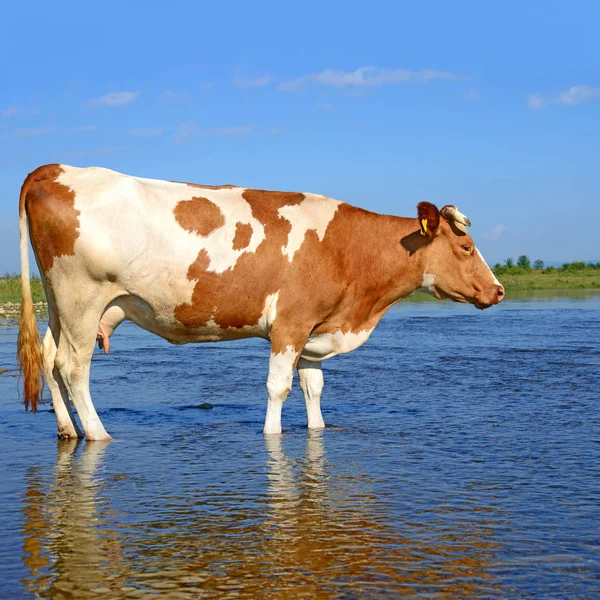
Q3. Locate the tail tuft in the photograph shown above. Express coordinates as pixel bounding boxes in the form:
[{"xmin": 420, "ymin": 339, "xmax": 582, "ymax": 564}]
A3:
[
  {"xmin": 17, "ymin": 178, "xmax": 45, "ymax": 412},
  {"xmin": 17, "ymin": 298, "xmax": 44, "ymax": 412}
]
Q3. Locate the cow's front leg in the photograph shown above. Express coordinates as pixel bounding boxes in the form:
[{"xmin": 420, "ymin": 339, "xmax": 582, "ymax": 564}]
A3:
[
  {"xmin": 297, "ymin": 358, "xmax": 325, "ymax": 429},
  {"xmin": 264, "ymin": 344, "xmax": 301, "ymax": 435}
]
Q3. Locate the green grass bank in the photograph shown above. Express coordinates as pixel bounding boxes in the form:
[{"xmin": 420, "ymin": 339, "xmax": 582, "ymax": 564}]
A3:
[
  {"xmin": 493, "ymin": 267, "xmax": 600, "ymax": 291},
  {"xmin": 0, "ymin": 275, "xmax": 46, "ymax": 304}
]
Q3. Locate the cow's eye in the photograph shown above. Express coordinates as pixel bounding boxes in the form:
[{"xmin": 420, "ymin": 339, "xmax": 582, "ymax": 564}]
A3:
[{"xmin": 461, "ymin": 245, "xmax": 472, "ymax": 253}]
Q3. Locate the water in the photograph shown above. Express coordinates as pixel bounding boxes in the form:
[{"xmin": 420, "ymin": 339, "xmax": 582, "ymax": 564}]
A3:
[{"xmin": 1, "ymin": 293, "xmax": 599, "ymax": 598}]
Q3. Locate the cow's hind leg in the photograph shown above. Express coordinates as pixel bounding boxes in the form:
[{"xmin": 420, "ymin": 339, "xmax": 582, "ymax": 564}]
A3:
[
  {"xmin": 297, "ymin": 358, "xmax": 325, "ymax": 430},
  {"xmin": 42, "ymin": 325, "xmax": 83, "ymax": 439},
  {"xmin": 55, "ymin": 305, "xmax": 110, "ymax": 441}
]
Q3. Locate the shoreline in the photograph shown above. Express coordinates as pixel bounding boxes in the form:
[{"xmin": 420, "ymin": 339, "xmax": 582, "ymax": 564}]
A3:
[
  {"xmin": 1, "ymin": 268, "xmax": 600, "ymax": 306},
  {"xmin": 2, "ymin": 289, "xmax": 600, "ymax": 318},
  {"xmin": 0, "ymin": 302, "xmax": 47, "ymax": 323}
]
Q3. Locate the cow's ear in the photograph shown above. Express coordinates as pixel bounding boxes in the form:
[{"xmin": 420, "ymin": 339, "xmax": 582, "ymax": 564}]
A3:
[{"xmin": 417, "ymin": 202, "xmax": 440, "ymax": 237}]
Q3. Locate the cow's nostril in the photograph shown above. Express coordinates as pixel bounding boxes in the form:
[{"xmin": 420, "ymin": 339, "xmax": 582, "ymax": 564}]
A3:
[{"xmin": 497, "ymin": 286, "xmax": 505, "ymax": 299}]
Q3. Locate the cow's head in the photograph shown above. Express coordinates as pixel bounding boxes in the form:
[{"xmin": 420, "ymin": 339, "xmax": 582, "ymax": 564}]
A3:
[{"xmin": 408, "ymin": 202, "xmax": 504, "ymax": 309}]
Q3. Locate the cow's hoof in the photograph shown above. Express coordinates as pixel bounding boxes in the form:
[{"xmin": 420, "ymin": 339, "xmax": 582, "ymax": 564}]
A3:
[
  {"xmin": 263, "ymin": 428, "xmax": 282, "ymax": 436},
  {"xmin": 86, "ymin": 435, "xmax": 113, "ymax": 442},
  {"xmin": 57, "ymin": 430, "xmax": 83, "ymax": 440}
]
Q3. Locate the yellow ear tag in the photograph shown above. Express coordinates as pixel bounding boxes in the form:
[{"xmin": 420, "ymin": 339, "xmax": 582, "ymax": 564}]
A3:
[{"xmin": 420, "ymin": 218, "xmax": 428, "ymax": 236}]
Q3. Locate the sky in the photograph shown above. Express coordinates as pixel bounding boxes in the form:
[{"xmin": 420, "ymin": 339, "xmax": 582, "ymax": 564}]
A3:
[{"xmin": 1, "ymin": 0, "xmax": 599, "ymax": 273}]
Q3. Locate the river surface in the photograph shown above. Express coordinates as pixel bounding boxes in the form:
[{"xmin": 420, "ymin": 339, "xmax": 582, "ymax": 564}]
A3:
[{"xmin": 0, "ymin": 292, "xmax": 599, "ymax": 598}]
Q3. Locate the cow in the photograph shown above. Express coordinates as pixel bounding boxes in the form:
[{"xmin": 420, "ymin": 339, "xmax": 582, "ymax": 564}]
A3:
[{"xmin": 17, "ymin": 164, "xmax": 504, "ymax": 440}]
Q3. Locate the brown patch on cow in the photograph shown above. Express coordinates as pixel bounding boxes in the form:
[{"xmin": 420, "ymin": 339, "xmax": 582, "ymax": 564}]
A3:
[
  {"xmin": 186, "ymin": 249, "xmax": 211, "ymax": 280},
  {"xmin": 174, "ymin": 196, "xmax": 225, "ymax": 237},
  {"xmin": 232, "ymin": 222, "xmax": 253, "ymax": 250},
  {"xmin": 174, "ymin": 189, "xmax": 308, "ymax": 345},
  {"xmin": 22, "ymin": 164, "xmax": 80, "ymax": 272},
  {"xmin": 174, "ymin": 251, "xmax": 213, "ymax": 328}
]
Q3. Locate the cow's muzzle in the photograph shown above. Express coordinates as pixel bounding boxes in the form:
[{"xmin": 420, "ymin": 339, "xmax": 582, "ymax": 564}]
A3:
[{"xmin": 475, "ymin": 284, "xmax": 505, "ymax": 310}]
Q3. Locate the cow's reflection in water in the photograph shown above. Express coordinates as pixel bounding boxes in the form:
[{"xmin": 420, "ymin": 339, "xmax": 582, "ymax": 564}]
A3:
[
  {"xmin": 263, "ymin": 433, "xmax": 499, "ymax": 598},
  {"xmin": 21, "ymin": 434, "xmax": 500, "ymax": 598},
  {"xmin": 21, "ymin": 440, "xmax": 125, "ymax": 598}
]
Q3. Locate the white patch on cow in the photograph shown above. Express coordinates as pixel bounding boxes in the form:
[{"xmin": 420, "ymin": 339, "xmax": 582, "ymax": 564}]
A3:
[
  {"xmin": 52, "ymin": 166, "xmax": 269, "ymax": 334},
  {"xmin": 57, "ymin": 164, "xmax": 265, "ymax": 273},
  {"xmin": 264, "ymin": 344, "xmax": 298, "ymax": 434},
  {"xmin": 268, "ymin": 345, "xmax": 297, "ymax": 391},
  {"xmin": 302, "ymin": 328, "xmax": 374, "ymax": 361},
  {"xmin": 476, "ymin": 248, "xmax": 501, "ymax": 285},
  {"xmin": 417, "ymin": 272, "xmax": 437, "ymax": 296},
  {"xmin": 255, "ymin": 292, "xmax": 279, "ymax": 337},
  {"xmin": 278, "ymin": 194, "xmax": 341, "ymax": 261},
  {"xmin": 297, "ymin": 358, "xmax": 325, "ymax": 429}
]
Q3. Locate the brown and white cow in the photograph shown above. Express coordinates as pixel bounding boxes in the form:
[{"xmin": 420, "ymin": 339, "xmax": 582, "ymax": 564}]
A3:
[{"xmin": 17, "ymin": 164, "xmax": 504, "ymax": 440}]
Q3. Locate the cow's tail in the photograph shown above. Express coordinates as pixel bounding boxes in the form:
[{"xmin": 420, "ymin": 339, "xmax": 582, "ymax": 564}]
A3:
[{"xmin": 17, "ymin": 181, "xmax": 44, "ymax": 413}]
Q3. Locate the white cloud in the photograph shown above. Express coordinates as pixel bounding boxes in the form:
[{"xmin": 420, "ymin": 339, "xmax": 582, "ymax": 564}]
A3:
[
  {"xmin": 174, "ymin": 121, "xmax": 256, "ymax": 143},
  {"xmin": 15, "ymin": 124, "xmax": 96, "ymax": 137},
  {"xmin": 482, "ymin": 224, "xmax": 506, "ymax": 240},
  {"xmin": 558, "ymin": 85, "xmax": 600, "ymax": 105},
  {"xmin": 209, "ymin": 124, "xmax": 256, "ymax": 136},
  {"xmin": 161, "ymin": 90, "xmax": 188, "ymax": 102},
  {"xmin": 278, "ymin": 66, "xmax": 463, "ymax": 92},
  {"xmin": 88, "ymin": 91, "xmax": 139, "ymax": 108},
  {"xmin": 527, "ymin": 94, "xmax": 546, "ymax": 110},
  {"xmin": 462, "ymin": 88, "xmax": 479, "ymax": 101},
  {"xmin": 173, "ymin": 120, "xmax": 200, "ymax": 143},
  {"xmin": 314, "ymin": 103, "xmax": 334, "ymax": 111},
  {"xmin": 527, "ymin": 85, "xmax": 600, "ymax": 110},
  {"xmin": 232, "ymin": 74, "xmax": 271, "ymax": 88},
  {"xmin": 15, "ymin": 125, "xmax": 57, "ymax": 137},
  {"xmin": 2, "ymin": 105, "xmax": 24, "ymax": 118},
  {"xmin": 2, "ymin": 105, "xmax": 39, "ymax": 118},
  {"xmin": 129, "ymin": 126, "xmax": 169, "ymax": 136}
]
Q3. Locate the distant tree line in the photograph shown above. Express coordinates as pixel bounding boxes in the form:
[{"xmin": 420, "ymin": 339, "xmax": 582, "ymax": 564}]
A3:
[{"xmin": 493, "ymin": 257, "xmax": 600, "ymax": 274}]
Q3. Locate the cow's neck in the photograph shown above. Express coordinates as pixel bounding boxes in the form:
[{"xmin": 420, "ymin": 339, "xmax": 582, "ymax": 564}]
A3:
[{"xmin": 341, "ymin": 210, "xmax": 430, "ymax": 321}]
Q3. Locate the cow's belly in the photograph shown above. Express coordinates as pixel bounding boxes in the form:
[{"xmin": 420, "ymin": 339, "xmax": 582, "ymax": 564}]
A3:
[
  {"xmin": 301, "ymin": 328, "xmax": 374, "ymax": 361},
  {"xmin": 99, "ymin": 289, "xmax": 277, "ymax": 345}
]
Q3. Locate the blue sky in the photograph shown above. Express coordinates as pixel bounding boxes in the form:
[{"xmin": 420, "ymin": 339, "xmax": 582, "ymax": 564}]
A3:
[{"xmin": 1, "ymin": 0, "xmax": 599, "ymax": 273}]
